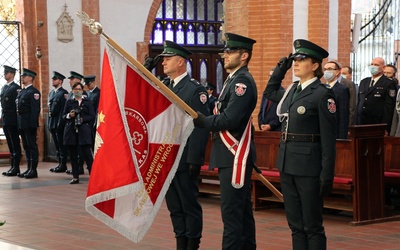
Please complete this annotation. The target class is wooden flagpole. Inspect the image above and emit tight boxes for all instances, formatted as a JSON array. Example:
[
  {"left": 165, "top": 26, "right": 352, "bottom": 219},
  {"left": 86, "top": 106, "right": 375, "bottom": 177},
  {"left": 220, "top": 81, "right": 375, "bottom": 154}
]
[
  {"left": 253, "top": 165, "right": 284, "bottom": 202},
  {"left": 76, "top": 11, "right": 198, "bottom": 118}
]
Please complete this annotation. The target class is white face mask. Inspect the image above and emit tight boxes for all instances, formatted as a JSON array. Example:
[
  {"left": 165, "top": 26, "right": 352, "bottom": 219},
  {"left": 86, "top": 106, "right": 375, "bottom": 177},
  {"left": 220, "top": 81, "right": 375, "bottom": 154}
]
[
  {"left": 369, "top": 65, "right": 379, "bottom": 76},
  {"left": 324, "top": 71, "right": 335, "bottom": 82},
  {"left": 341, "top": 75, "right": 347, "bottom": 79}
]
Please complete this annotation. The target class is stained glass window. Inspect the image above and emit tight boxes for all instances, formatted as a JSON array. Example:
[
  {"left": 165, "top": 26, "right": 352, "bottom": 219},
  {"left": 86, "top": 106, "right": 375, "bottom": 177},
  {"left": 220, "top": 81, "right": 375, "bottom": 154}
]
[{"left": 151, "top": 0, "right": 224, "bottom": 46}]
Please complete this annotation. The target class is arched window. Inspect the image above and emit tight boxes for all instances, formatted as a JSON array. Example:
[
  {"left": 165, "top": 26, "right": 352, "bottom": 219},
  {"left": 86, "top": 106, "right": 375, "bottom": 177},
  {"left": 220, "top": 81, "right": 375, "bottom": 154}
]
[{"left": 149, "top": 0, "right": 226, "bottom": 93}]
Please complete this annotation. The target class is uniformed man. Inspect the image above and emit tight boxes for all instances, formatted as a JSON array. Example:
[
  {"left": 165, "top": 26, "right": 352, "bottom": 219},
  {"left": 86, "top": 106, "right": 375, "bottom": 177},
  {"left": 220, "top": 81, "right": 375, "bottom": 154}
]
[
  {"left": 356, "top": 57, "right": 397, "bottom": 134},
  {"left": 48, "top": 71, "right": 69, "bottom": 173},
  {"left": 264, "top": 39, "right": 336, "bottom": 249},
  {"left": 205, "top": 83, "right": 217, "bottom": 114},
  {"left": 17, "top": 68, "right": 41, "bottom": 179},
  {"left": 194, "top": 33, "right": 257, "bottom": 250},
  {"left": 84, "top": 75, "right": 100, "bottom": 149},
  {"left": 160, "top": 40, "right": 209, "bottom": 250},
  {"left": 1, "top": 65, "right": 22, "bottom": 176}
]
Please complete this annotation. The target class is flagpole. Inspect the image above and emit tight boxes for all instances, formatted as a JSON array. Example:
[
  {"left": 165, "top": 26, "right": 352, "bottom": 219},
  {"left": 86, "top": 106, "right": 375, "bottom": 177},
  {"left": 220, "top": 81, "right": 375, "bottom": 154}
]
[{"left": 76, "top": 11, "right": 198, "bottom": 118}]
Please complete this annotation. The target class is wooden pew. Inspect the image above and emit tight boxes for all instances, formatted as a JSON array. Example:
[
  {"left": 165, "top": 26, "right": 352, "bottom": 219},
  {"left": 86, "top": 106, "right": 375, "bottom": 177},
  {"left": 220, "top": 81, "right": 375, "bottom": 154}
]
[
  {"left": 384, "top": 136, "right": 400, "bottom": 183},
  {"left": 198, "top": 124, "right": 400, "bottom": 225}
]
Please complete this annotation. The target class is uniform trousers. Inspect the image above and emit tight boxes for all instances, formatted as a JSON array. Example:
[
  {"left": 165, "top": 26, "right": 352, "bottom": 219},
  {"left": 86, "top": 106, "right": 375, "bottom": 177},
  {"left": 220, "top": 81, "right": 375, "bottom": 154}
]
[
  {"left": 218, "top": 164, "right": 256, "bottom": 250},
  {"left": 50, "top": 127, "right": 68, "bottom": 160},
  {"left": 67, "top": 134, "right": 93, "bottom": 179},
  {"left": 3, "top": 125, "right": 21, "bottom": 162},
  {"left": 280, "top": 172, "right": 326, "bottom": 250},
  {"left": 19, "top": 128, "right": 38, "bottom": 163},
  {"left": 165, "top": 165, "right": 203, "bottom": 239}
]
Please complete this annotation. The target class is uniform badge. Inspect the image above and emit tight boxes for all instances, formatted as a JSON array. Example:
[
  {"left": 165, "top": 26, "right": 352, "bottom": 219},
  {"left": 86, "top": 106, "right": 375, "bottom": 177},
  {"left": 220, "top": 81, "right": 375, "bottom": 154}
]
[
  {"left": 64, "top": 93, "right": 68, "bottom": 99},
  {"left": 34, "top": 93, "right": 40, "bottom": 100},
  {"left": 327, "top": 98, "right": 336, "bottom": 113},
  {"left": 235, "top": 83, "right": 247, "bottom": 96},
  {"left": 390, "top": 90, "right": 396, "bottom": 97},
  {"left": 297, "top": 106, "right": 306, "bottom": 115},
  {"left": 17, "top": 89, "right": 21, "bottom": 93},
  {"left": 199, "top": 93, "right": 207, "bottom": 104}
]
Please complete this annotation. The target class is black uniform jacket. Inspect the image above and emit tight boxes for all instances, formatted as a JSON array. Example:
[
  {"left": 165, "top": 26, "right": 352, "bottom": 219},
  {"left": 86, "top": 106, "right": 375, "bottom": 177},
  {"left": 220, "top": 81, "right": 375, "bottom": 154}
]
[
  {"left": 265, "top": 78, "right": 336, "bottom": 180},
  {"left": 356, "top": 75, "right": 396, "bottom": 132},
  {"left": 202, "top": 66, "right": 257, "bottom": 169},
  {"left": 47, "top": 87, "right": 68, "bottom": 130},
  {"left": 1, "top": 81, "right": 20, "bottom": 126},
  {"left": 62, "top": 98, "right": 95, "bottom": 145},
  {"left": 168, "top": 74, "right": 210, "bottom": 169},
  {"left": 88, "top": 87, "right": 101, "bottom": 114},
  {"left": 16, "top": 85, "right": 41, "bottom": 130}
]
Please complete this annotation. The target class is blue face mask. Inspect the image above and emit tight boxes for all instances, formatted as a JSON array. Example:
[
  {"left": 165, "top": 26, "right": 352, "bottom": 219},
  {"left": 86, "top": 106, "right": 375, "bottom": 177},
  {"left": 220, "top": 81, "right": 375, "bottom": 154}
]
[
  {"left": 323, "top": 71, "right": 335, "bottom": 82},
  {"left": 369, "top": 65, "right": 379, "bottom": 76},
  {"left": 341, "top": 75, "right": 347, "bottom": 79}
]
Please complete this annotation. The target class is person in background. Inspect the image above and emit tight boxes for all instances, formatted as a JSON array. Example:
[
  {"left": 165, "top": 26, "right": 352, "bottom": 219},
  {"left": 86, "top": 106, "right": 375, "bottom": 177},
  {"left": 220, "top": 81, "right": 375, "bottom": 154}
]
[
  {"left": 194, "top": 33, "right": 257, "bottom": 250},
  {"left": 1, "top": 65, "right": 21, "bottom": 176},
  {"left": 48, "top": 71, "right": 69, "bottom": 173},
  {"left": 66, "top": 71, "right": 86, "bottom": 175},
  {"left": 84, "top": 75, "right": 100, "bottom": 149},
  {"left": 264, "top": 39, "right": 336, "bottom": 249},
  {"left": 341, "top": 66, "right": 353, "bottom": 81},
  {"left": 384, "top": 64, "right": 399, "bottom": 87},
  {"left": 258, "top": 67, "right": 282, "bottom": 131},
  {"left": 206, "top": 83, "right": 217, "bottom": 114},
  {"left": 62, "top": 82, "right": 95, "bottom": 184},
  {"left": 323, "top": 60, "right": 350, "bottom": 139},
  {"left": 17, "top": 68, "right": 41, "bottom": 179},
  {"left": 356, "top": 57, "right": 396, "bottom": 134},
  {"left": 160, "top": 40, "right": 209, "bottom": 250}
]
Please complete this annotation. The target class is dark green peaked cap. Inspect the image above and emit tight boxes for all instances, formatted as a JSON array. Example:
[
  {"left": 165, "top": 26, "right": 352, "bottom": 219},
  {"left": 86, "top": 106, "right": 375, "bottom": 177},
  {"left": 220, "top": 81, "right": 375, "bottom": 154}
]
[
  {"left": 84, "top": 75, "right": 96, "bottom": 84},
  {"left": 3, "top": 65, "right": 17, "bottom": 74},
  {"left": 224, "top": 33, "right": 256, "bottom": 51},
  {"left": 160, "top": 40, "right": 193, "bottom": 59},
  {"left": 52, "top": 71, "right": 66, "bottom": 80},
  {"left": 292, "top": 39, "right": 329, "bottom": 62},
  {"left": 21, "top": 68, "right": 37, "bottom": 77},
  {"left": 68, "top": 71, "right": 84, "bottom": 80}
]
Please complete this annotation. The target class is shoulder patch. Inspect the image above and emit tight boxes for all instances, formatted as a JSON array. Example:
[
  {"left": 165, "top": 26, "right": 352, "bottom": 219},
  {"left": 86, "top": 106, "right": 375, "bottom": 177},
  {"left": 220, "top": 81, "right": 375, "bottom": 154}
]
[
  {"left": 190, "top": 78, "right": 201, "bottom": 85},
  {"left": 327, "top": 98, "right": 336, "bottom": 113},
  {"left": 235, "top": 83, "right": 247, "bottom": 96},
  {"left": 390, "top": 89, "right": 396, "bottom": 98},
  {"left": 34, "top": 93, "right": 40, "bottom": 100},
  {"left": 199, "top": 92, "right": 207, "bottom": 104}
]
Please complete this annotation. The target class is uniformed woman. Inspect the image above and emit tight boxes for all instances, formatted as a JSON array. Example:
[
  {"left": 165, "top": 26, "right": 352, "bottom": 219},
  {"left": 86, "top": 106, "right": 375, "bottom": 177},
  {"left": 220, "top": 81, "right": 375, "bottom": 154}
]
[
  {"left": 264, "top": 39, "right": 337, "bottom": 250},
  {"left": 62, "top": 82, "right": 95, "bottom": 184}
]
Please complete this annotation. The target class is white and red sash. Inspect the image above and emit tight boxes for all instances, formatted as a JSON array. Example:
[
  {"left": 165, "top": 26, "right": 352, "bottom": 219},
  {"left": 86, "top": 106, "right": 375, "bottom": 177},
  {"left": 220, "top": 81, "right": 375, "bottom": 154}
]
[{"left": 219, "top": 120, "right": 252, "bottom": 188}]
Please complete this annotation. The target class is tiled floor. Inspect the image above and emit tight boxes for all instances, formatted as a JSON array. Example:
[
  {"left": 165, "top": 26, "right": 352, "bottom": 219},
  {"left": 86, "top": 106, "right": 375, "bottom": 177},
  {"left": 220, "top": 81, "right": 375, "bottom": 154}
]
[{"left": 0, "top": 162, "right": 400, "bottom": 249}]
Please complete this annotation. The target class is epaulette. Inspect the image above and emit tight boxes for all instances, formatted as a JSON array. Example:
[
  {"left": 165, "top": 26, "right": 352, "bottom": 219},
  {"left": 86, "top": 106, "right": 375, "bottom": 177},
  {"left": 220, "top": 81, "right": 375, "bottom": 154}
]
[{"left": 189, "top": 78, "right": 201, "bottom": 85}]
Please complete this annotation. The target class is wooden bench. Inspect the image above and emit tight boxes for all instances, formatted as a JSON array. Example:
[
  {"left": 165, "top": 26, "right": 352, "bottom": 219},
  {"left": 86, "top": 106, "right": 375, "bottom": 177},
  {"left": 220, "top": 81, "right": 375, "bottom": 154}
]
[
  {"left": 384, "top": 136, "right": 400, "bottom": 183},
  {"left": 199, "top": 124, "right": 400, "bottom": 225}
]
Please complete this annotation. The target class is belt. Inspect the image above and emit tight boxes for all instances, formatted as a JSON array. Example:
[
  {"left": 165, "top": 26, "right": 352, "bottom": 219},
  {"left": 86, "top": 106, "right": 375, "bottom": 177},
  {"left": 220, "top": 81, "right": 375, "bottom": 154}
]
[{"left": 281, "top": 132, "right": 320, "bottom": 143}]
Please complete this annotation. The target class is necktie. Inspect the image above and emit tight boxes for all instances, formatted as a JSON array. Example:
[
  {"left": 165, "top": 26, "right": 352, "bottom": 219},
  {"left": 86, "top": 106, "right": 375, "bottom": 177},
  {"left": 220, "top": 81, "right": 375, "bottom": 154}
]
[
  {"left": 292, "top": 84, "right": 302, "bottom": 101},
  {"left": 170, "top": 80, "right": 174, "bottom": 89},
  {"left": 369, "top": 79, "right": 375, "bottom": 88}
]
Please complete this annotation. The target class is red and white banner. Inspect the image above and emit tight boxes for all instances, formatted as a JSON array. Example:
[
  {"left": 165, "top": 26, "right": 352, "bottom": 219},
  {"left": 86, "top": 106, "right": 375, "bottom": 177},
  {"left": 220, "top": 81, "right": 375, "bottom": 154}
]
[{"left": 86, "top": 44, "right": 194, "bottom": 243}]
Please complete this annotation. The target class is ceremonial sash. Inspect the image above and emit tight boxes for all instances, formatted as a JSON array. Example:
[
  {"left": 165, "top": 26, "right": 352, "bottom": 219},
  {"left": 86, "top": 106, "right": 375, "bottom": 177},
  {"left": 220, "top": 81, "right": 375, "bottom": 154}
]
[{"left": 218, "top": 120, "right": 252, "bottom": 188}]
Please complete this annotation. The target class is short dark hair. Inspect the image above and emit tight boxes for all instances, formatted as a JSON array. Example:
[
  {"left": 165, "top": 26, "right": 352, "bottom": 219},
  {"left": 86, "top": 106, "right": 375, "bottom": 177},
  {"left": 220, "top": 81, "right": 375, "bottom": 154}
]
[
  {"left": 386, "top": 64, "right": 397, "bottom": 74},
  {"left": 342, "top": 66, "right": 352, "bottom": 74},
  {"left": 72, "top": 82, "right": 84, "bottom": 90}
]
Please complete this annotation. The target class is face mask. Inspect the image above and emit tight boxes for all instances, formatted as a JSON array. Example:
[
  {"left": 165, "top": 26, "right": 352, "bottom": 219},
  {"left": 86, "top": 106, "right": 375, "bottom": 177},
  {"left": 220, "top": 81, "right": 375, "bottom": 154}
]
[
  {"left": 74, "top": 92, "right": 83, "bottom": 98},
  {"left": 369, "top": 65, "right": 379, "bottom": 76},
  {"left": 324, "top": 71, "right": 335, "bottom": 82},
  {"left": 341, "top": 75, "right": 347, "bottom": 79}
]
